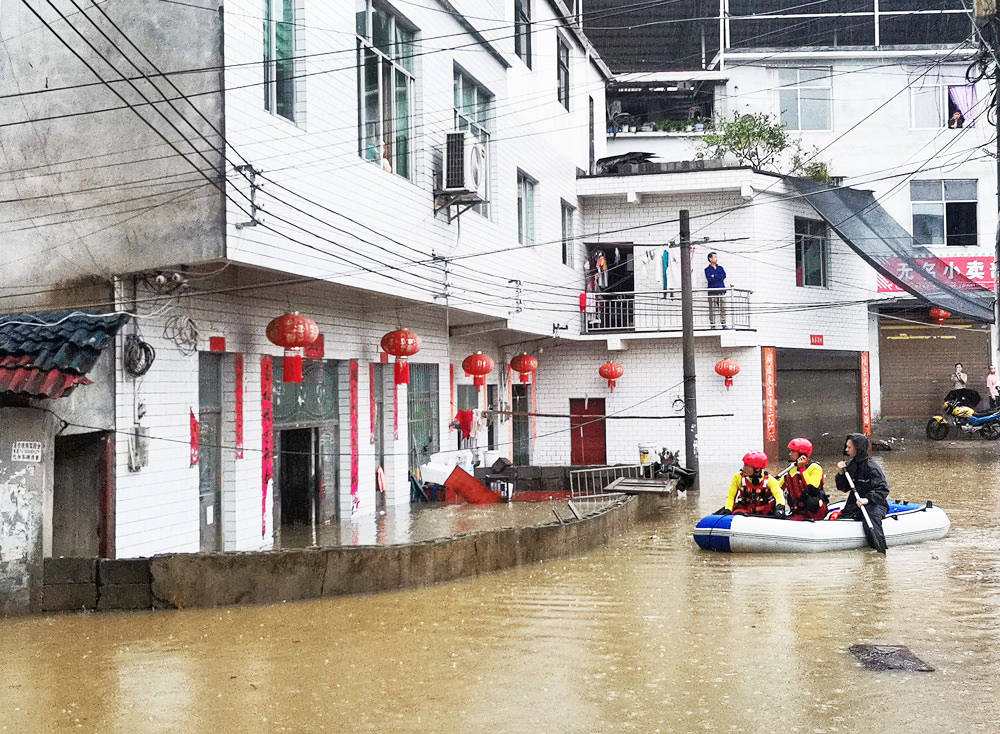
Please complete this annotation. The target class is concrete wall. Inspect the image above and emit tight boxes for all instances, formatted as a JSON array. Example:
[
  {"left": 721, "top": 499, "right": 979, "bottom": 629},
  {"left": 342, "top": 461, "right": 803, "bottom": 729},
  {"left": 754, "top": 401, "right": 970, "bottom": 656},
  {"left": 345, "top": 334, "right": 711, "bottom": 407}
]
[
  {"left": 0, "top": 409, "right": 57, "bottom": 615},
  {"left": 0, "top": 0, "right": 227, "bottom": 307},
  {"left": 38, "top": 494, "right": 659, "bottom": 613}
]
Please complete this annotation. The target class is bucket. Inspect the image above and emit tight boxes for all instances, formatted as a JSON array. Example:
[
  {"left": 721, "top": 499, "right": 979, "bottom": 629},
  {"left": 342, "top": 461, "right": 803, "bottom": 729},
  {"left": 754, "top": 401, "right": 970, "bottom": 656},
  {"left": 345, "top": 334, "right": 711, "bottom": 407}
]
[{"left": 638, "top": 443, "right": 657, "bottom": 465}]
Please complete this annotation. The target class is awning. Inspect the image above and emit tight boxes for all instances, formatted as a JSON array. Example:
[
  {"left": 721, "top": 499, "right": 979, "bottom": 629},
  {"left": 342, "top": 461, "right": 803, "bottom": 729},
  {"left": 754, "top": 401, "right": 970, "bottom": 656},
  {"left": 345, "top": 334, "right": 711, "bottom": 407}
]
[
  {"left": 788, "top": 177, "right": 996, "bottom": 323},
  {"left": 0, "top": 310, "right": 129, "bottom": 399}
]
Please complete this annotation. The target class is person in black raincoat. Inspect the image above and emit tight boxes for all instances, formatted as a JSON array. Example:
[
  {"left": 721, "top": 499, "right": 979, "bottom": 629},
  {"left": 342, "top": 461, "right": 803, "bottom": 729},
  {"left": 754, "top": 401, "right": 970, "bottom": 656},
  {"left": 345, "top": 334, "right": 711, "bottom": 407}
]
[{"left": 835, "top": 433, "right": 889, "bottom": 551}]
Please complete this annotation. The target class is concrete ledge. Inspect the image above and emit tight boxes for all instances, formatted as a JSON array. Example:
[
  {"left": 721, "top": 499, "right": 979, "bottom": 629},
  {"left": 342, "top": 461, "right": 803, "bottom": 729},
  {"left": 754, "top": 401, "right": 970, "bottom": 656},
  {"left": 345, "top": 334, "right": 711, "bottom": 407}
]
[{"left": 35, "top": 494, "right": 662, "bottom": 614}]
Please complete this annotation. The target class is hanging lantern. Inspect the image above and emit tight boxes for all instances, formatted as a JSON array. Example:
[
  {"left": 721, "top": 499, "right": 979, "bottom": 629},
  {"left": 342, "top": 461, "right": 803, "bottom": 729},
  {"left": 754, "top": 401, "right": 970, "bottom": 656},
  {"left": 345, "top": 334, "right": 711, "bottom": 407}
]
[
  {"left": 266, "top": 312, "right": 319, "bottom": 383},
  {"left": 714, "top": 357, "right": 741, "bottom": 390},
  {"left": 462, "top": 351, "right": 495, "bottom": 387},
  {"left": 380, "top": 328, "right": 421, "bottom": 385},
  {"left": 510, "top": 352, "right": 538, "bottom": 384},
  {"left": 929, "top": 307, "right": 951, "bottom": 325},
  {"left": 598, "top": 361, "right": 624, "bottom": 391}
]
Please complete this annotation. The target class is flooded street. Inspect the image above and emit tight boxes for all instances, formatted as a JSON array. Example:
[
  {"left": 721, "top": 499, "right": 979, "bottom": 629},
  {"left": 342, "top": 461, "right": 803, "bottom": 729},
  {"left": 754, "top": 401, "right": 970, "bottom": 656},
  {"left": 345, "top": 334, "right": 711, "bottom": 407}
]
[{"left": 2, "top": 444, "right": 998, "bottom": 732}]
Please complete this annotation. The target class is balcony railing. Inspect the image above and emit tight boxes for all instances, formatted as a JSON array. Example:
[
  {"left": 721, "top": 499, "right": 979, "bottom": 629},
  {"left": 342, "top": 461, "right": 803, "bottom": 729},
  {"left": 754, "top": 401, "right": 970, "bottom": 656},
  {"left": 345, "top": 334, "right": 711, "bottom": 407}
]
[{"left": 580, "top": 288, "right": 751, "bottom": 334}]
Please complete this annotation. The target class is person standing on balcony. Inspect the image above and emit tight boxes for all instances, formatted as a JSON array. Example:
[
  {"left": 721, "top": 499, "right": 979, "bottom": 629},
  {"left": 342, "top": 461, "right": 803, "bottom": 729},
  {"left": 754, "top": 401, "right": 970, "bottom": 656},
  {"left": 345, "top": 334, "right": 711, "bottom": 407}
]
[{"left": 705, "top": 252, "right": 727, "bottom": 328}]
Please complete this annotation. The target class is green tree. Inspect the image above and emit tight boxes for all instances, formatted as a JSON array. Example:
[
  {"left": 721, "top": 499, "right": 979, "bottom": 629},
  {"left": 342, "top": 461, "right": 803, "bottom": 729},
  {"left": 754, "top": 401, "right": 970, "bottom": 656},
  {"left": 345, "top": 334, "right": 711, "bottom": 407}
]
[{"left": 698, "top": 113, "right": 833, "bottom": 182}]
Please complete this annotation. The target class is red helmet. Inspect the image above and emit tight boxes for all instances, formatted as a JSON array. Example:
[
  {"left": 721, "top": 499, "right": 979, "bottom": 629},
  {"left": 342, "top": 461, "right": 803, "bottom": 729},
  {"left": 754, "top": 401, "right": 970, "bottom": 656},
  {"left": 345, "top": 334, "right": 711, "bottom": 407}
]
[
  {"left": 787, "top": 438, "right": 813, "bottom": 457},
  {"left": 742, "top": 450, "right": 768, "bottom": 470}
]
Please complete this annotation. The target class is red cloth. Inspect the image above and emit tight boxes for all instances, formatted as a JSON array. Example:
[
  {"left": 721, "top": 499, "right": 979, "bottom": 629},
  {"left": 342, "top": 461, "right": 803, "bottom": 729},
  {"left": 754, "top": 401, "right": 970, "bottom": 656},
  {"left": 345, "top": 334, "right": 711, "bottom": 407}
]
[
  {"left": 455, "top": 409, "right": 475, "bottom": 439},
  {"left": 579, "top": 292, "right": 587, "bottom": 312}
]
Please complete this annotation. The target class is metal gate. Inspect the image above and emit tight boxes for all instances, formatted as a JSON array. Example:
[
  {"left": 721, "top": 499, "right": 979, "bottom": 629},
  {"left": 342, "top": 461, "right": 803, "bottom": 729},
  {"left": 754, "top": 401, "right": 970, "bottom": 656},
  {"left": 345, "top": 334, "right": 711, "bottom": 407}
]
[{"left": 408, "top": 363, "right": 440, "bottom": 470}]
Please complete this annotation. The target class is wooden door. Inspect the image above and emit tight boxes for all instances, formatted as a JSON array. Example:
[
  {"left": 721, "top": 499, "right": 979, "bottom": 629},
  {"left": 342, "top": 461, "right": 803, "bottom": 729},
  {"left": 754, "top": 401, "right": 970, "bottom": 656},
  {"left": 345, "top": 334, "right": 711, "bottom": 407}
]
[{"left": 570, "top": 398, "right": 606, "bottom": 466}]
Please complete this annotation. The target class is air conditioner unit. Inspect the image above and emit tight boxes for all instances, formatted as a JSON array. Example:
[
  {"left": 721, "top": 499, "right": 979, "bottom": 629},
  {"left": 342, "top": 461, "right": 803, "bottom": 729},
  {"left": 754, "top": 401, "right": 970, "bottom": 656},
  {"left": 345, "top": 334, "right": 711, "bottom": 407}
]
[{"left": 441, "top": 131, "right": 488, "bottom": 200}]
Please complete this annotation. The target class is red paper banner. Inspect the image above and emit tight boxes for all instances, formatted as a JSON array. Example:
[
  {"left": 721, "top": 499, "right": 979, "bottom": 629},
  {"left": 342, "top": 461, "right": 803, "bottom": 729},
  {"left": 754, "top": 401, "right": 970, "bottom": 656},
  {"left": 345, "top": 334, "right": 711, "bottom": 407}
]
[
  {"left": 261, "top": 356, "right": 274, "bottom": 538},
  {"left": 761, "top": 347, "right": 778, "bottom": 458},
  {"left": 350, "top": 360, "right": 360, "bottom": 512},
  {"left": 369, "top": 362, "right": 377, "bottom": 445},
  {"left": 235, "top": 354, "right": 244, "bottom": 459},
  {"left": 876, "top": 255, "right": 995, "bottom": 292},
  {"left": 190, "top": 409, "right": 200, "bottom": 466},
  {"left": 449, "top": 364, "right": 455, "bottom": 432},
  {"left": 860, "top": 351, "right": 872, "bottom": 436}
]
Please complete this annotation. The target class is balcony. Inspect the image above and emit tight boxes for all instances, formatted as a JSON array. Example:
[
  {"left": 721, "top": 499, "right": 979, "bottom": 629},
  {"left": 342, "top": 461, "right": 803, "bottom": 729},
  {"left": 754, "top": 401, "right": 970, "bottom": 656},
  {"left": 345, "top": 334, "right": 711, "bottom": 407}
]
[{"left": 581, "top": 288, "right": 752, "bottom": 335}]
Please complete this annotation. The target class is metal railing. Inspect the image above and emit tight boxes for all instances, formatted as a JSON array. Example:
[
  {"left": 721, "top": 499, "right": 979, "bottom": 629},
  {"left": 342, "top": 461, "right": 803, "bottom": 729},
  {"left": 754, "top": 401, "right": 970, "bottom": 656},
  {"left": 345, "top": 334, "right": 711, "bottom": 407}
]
[
  {"left": 581, "top": 288, "right": 751, "bottom": 334},
  {"left": 569, "top": 464, "right": 646, "bottom": 501}
]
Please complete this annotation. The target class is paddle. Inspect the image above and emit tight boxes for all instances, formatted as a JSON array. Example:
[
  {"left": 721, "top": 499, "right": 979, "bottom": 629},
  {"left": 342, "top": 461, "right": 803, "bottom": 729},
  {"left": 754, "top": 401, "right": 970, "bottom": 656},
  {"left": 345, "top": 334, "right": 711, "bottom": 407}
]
[{"left": 843, "top": 470, "right": 887, "bottom": 554}]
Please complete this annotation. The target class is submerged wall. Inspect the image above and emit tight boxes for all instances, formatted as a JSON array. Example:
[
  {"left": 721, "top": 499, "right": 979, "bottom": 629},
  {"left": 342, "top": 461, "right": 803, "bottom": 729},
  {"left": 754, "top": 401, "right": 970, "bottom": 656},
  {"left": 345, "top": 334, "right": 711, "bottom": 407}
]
[{"left": 38, "top": 495, "right": 663, "bottom": 614}]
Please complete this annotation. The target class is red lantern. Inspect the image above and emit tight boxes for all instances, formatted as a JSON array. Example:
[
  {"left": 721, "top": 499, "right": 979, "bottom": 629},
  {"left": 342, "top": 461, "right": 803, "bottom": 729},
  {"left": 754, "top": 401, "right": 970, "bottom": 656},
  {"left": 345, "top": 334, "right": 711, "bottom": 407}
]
[
  {"left": 462, "top": 351, "right": 494, "bottom": 387},
  {"left": 598, "top": 361, "right": 624, "bottom": 391},
  {"left": 266, "top": 312, "right": 319, "bottom": 383},
  {"left": 714, "top": 357, "right": 740, "bottom": 390},
  {"left": 510, "top": 353, "right": 538, "bottom": 384},
  {"left": 929, "top": 307, "right": 951, "bottom": 325},
  {"left": 380, "top": 328, "right": 421, "bottom": 385}
]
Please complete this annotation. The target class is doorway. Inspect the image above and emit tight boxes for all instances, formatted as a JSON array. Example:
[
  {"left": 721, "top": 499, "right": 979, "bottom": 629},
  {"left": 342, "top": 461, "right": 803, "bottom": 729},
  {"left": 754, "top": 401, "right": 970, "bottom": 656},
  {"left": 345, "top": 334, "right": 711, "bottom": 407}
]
[
  {"left": 570, "top": 398, "right": 606, "bottom": 465},
  {"left": 277, "top": 427, "right": 318, "bottom": 527},
  {"left": 198, "top": 352, "right": 223, "bottom": 552},
  {"left": 52, "top": 431, "right": 111, "bottom": 557},
  {"left": 512, "top": 384, "right": 530, "bottom": 465}
]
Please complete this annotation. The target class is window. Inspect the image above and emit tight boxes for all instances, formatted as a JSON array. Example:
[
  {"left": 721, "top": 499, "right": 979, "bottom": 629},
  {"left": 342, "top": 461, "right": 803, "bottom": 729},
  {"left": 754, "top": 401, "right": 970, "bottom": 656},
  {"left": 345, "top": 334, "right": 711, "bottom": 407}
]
[
  {"left": 356, "top": 0, "right": 415, "bottom": 179},
  {"left": 561, "top": 201, "right": 574, "bottom": 266},
  {"left": 557, "top": 36, "right": 570, "bottom": 109},
  {"left": 778, "top": 68, "right": 831, "bottom": 131},
  {"left": 454, "top": 69, "right": 493, "bottom": 216},
  {"left": 794, "top": 217, "right": 828, "bottom": 287},
  {"left": 407, "top": 364, "right": 439, "bottom": 470},
  {"left": 911, "top": 179, "right": 978, "bottom": 247},
  {"left": 588, "top": 96, "right": 595, "bottom": 174},
  {"left": 263, "top": 0, "right": 297, "bottom": 122},
  {"left": 515, "top": 0, "right": 531, "bottom": 68},
  {"left": 517, "top": 171, "right": 535, "bottom": 246},
  {"left": 910, "top": 84, "right": 975, "bottom": 129}
]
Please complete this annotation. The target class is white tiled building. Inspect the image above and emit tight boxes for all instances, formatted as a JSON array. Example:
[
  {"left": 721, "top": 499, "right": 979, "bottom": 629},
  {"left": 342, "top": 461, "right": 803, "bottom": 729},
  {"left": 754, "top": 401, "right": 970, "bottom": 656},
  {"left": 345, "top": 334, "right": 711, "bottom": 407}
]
[{"left": 601, "top": 18, "right": 998, "bottom": 421}]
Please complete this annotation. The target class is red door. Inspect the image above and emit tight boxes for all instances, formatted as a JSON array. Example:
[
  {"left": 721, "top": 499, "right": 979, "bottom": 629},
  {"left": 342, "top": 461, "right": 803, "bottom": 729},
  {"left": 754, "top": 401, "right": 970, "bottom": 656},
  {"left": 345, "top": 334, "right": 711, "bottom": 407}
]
[{"left": 570, "top": 398, "right": 606, "bottom": 465}]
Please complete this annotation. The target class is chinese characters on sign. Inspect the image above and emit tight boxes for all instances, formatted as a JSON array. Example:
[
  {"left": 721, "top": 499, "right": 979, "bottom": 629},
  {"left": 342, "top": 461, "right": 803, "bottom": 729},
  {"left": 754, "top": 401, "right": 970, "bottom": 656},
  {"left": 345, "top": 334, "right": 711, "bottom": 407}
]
[
  {"left": 876, "top": 256, "right": 995, "bottom": 293},
  {"left": 810, "top": 335, "right": 824, "bottom": 346},
  {"left": 860, "top": 352, "right": 871, "bottom": 436},
  {"left": 762, "top": 347, "right": 778, "bottom": 444}
]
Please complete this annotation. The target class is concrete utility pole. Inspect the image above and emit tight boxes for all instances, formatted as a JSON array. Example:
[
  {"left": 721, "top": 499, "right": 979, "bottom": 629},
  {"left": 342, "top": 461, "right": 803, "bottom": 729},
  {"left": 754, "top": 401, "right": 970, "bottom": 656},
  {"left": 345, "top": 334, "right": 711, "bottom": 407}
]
[
  {"left": 975, "top": 1, "right": 1000, "bottom": 333},
  {"left": 679, "top": 210, "right": 700, "bottom": 491}
]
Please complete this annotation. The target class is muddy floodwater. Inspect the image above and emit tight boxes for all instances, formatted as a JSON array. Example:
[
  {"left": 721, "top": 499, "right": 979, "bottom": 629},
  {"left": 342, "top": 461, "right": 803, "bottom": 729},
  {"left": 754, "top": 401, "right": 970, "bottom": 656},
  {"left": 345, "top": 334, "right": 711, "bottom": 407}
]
[{"left": 2, "top": 445, "right": 998, "bottom": 732}]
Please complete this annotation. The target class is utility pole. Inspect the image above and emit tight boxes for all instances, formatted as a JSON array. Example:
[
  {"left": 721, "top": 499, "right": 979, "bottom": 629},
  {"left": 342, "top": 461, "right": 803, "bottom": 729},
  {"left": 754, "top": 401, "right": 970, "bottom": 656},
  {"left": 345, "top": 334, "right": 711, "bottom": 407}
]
[{"left": 679, "top": 210, "right": 699, "bottom": 491}]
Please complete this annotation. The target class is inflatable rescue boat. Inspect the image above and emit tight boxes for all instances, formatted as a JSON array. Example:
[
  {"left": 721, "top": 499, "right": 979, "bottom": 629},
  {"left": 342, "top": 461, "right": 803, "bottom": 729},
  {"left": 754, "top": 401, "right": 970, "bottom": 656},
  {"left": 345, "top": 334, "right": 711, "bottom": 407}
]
[{"left": 694, "top": 500, "right": 950, "bottom": 553}]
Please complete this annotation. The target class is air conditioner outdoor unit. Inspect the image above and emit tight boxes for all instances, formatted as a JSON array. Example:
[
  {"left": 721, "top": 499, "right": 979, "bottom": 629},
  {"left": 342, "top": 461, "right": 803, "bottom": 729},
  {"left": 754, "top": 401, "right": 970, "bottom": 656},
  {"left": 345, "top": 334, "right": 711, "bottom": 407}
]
[{"left": 441, "top": 130, "right": 488, "bottom": 200}]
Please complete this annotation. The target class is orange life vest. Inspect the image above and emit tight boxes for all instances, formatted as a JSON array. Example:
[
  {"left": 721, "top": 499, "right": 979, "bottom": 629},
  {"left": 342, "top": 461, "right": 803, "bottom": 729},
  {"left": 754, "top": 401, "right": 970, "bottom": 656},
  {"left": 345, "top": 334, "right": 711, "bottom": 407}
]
[
  {"left": 734, "top": 473, "right": 775, "bottom": 515},
  {"left": 785, "top": 464, "right": 828, "bottom": 520}
]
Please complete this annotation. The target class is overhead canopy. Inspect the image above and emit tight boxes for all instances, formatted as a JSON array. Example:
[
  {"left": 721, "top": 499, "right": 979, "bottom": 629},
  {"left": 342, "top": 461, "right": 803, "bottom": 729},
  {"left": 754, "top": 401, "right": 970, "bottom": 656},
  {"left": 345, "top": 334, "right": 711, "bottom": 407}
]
[{"left": 788, "top": 177, "right": 996, "bottom": 323}]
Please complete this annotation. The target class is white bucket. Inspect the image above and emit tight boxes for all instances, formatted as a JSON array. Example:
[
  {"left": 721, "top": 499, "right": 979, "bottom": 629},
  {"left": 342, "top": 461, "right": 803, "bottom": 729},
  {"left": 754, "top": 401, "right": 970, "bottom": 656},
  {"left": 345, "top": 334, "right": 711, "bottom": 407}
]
[{"left": 638, "top": 443, "right": 657, "bottom": 465}]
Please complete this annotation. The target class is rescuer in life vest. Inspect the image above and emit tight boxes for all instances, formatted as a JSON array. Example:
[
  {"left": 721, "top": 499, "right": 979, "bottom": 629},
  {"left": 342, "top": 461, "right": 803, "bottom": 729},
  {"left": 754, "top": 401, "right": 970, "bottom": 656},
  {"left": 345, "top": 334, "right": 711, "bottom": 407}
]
[
  {"left": 779, "top": 438, "right": 829, "bottom": 521},
  {"left": 720, "top": 451, "right": 785, "bottom": 516}
]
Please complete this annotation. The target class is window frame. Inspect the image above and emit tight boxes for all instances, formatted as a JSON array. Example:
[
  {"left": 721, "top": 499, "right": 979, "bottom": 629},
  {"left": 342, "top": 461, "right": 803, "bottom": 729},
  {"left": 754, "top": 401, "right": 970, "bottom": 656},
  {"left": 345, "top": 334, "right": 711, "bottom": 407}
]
[
  {"left": 556, "top": 35, "right": 570, "bottom": 110},
  {"left": 263, "top": 0, "right": 298, "bottom": 123},
  {"left": 909, "top": 83, "right": 975, "bottom": 130},
  {"left": 777, "top": 67, "right": 832, "bottom": 132},
  {"left": 453, "top": 67, "right": 494, "bottom": 216},
  {"left": 794, "top": 216, "right": 829, "bottom": 288},
  {"left": 517, "top": 170, "right": 536, "bottom": 246},
  {"left": 910, "top": 179, "right": 978, "bottom": 247},
  {"left": 561, "top": 200, "right": 575, "bottom": 266},
  {"left": 514, "top": 0, "right": 532, "bottom": 68},
  {"left": 356, "top": 0, "right": 416, "bottom": 180}
]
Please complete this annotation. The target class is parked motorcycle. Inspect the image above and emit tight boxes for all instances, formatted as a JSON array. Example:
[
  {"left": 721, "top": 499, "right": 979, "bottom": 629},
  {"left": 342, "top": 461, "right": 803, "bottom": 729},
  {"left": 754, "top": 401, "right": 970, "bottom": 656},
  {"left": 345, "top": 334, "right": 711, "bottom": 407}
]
[
  {"left": 926, "top": 389, "right": 1000, "bottom": 440},
  {"left": 650, "top": 447, "right": 697, "bottom": 490}
]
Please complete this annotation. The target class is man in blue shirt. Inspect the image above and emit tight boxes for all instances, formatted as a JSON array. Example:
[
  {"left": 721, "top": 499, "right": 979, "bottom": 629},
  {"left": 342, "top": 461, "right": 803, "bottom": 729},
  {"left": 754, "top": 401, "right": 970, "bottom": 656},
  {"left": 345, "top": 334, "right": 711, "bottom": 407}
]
[{"left": 705, "top": 252, "right": 727, "bottom": 328}]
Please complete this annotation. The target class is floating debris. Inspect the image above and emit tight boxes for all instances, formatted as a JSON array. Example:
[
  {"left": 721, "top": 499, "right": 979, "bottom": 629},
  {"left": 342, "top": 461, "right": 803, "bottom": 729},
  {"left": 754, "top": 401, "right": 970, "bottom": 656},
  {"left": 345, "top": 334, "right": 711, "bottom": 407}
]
[{"left": 849, "top": 645, "right": 934, "bottom": 672}]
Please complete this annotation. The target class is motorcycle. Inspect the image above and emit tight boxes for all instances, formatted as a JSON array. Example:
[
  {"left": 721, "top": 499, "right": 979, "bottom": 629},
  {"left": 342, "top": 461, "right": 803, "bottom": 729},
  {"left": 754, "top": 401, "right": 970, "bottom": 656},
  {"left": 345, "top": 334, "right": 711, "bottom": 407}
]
[
  {"left": 650, "top": 447, "right": 697, "bottom": 490},
  {"left": 926, "top": 389, "right": 1000, "bottom": 440}
]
